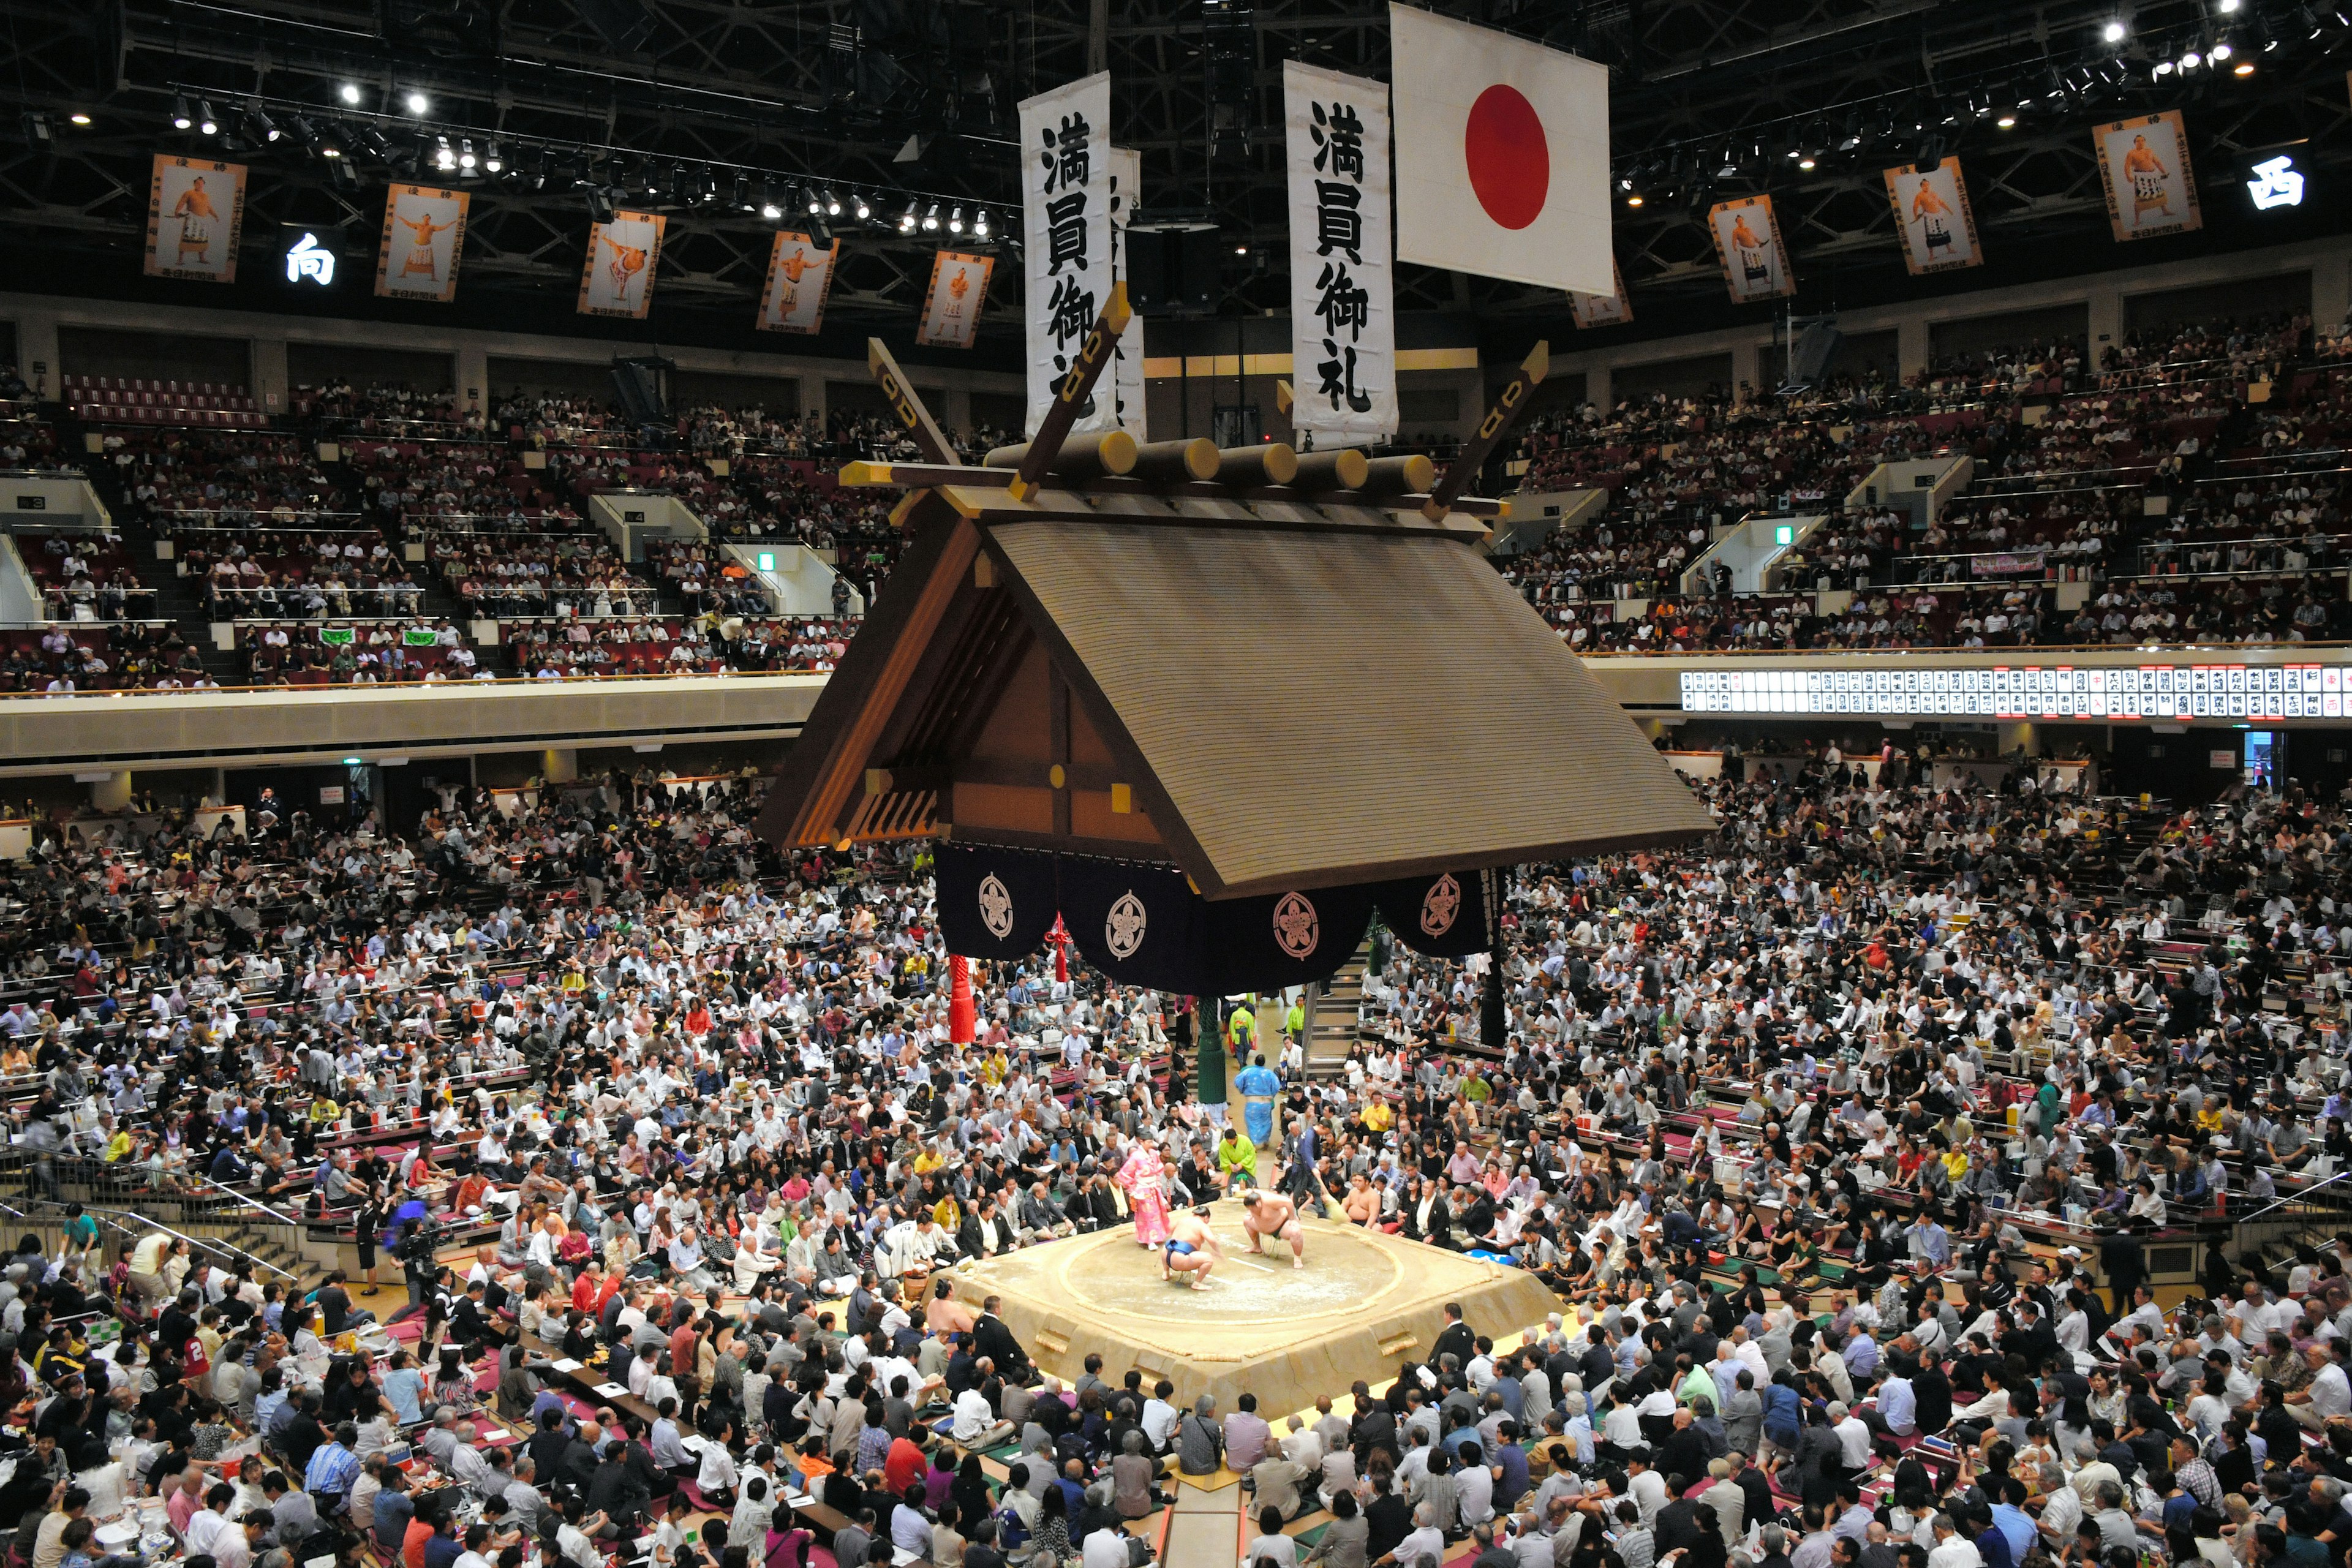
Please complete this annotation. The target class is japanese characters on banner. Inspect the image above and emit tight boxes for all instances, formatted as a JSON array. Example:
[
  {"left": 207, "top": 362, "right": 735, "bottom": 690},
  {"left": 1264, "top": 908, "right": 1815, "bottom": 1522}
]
[
  {"left": 916, "top": 252, "right": 994, "bottom": 349},
  {"left": 577, "top": 211, "right": 666, "bottom": 318},
  {"left": 144, "top": 155, "right": 247, "bottom": 283},
  {"left": 1019, "top": 73, "right": 1114, "bottom": 436},
  {"left": 1706, "top": 195, "right": 1795, "bottom": 303},
  {"left": 375, "top": 186, "right": 470, "bottom": 302},
  {"left": 2094, "top": 111, "right": 2201, "bottom": 241},
  {"left": 1569, "top": 260, "right": 1634, "bottom": 329},
  {"left": 1283, "top": 60, "right": 1398, "bottom": 446},
  {"left": 1105, "top": 146, "right": 1147, "bottom": 439},
  {"left": 755, "top": 232, "right": 839, "bottom": 334},
  {"left": 1883, "top": 157, "right": 1983, "bottom": 276}
]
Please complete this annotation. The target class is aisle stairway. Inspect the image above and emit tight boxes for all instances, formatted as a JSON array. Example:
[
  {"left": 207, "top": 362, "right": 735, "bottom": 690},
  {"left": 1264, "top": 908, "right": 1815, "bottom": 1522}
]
[{"left": 1302, "top": 940, "right": 1372, "bottom": 1079}]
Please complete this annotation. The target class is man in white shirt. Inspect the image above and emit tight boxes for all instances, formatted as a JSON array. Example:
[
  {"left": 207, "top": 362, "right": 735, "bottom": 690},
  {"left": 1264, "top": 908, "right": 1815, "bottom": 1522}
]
[{"left": 2294, "top": 1341, "right": 2352, "bottom": 1428}]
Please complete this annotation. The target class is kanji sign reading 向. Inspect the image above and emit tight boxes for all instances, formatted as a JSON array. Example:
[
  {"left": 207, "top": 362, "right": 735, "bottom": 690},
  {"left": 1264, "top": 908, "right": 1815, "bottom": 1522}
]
[
  {"left": 1020, "top": 73, "right": 1116, "bottom": 437},
  {"left": 1284, "top": 61, "right": 1396, "bottom": 446}
]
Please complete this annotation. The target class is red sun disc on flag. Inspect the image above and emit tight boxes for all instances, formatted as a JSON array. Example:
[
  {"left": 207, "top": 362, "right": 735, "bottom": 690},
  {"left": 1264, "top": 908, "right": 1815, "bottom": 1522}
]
[{"left": 1463, "top": 84, "right": 1550, "bottom": 230}]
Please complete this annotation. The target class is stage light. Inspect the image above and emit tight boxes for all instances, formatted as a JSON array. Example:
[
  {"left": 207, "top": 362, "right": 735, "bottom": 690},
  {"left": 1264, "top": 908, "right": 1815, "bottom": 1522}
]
[
  {"left": 732, "top": 172, "right": 749, "bottom": 209},
  {"left": 405, "top": 91, "right": 429, "bottom": 115},
  {"left": 198, "top": 100, "right": 219, "bottom": 135},
  {"left": 171, "top": 94, "right": 192, "bottom": 130},
  {"left": 459, "top": 138, "right": 477, "bottom": 170},
  {"left": 758, "top": 179, "right": 780, "bottom": 219},
  {"left": 974, "top": 208, "right": 989, "bottom": 236},
  {"left": 2218, "top": 0, "right": 2241, "bottom": 10},
  {"left": 339, "top": 83, "right": 362, "bottom": 105},
  {"left": 484, "top": 141, "right": 503, "bottom": 173},
  {"left": 435, "top": 135, "right": 456, "bottom": 171},
  {"left": 1626, "top": 193, "right": 1644, "bottom": 207},
  {"left": 2236, "top": 58, "right": 2256, "bottom": 71},
  {"left": 243, "top": 104, "right": 279, "bottom": 142},
  {"left": 2212, "top": 40, "right": 2234, "bottom": 58},
  {"left": 2180, "top": 48, "right": 2203, "bottom": 69},
  {"left": 287, "top": 115, "right": 318, "bottom": 151},
  {"left": 21, "top": 114, "right": 48, "bottom": 147},
  {"left": 2153, "top": 58, "right": 2174, "bottom": 74},
  {"left": 824, "top": 189, "right": 842, "bottom": 216},
  {"left": 806, "top": 186, "right": 823, "bottom": 214},
  {"left": 948, "top": 205, "right": 963, "bottom": 233},
  {"left": 2103, "top": 18, "right": 2127, "bottom": 41},
  {"left": 68, "top": 113, "right": 90, "bottom": 126},
  {"left": 1798, "top": 154, "right": 1816, "bottom": 169},
  {"left": 668, "top": 162, "right": 685, "bottom": 197},
  {"left": 587, "top": 188, "right": 616, "bottom": 223},
  {"left": 853, "top": 194, "right": 871, "bottom": 219},
  {"left": 921, "top": 202, "right": 939, "bottom": 231}
]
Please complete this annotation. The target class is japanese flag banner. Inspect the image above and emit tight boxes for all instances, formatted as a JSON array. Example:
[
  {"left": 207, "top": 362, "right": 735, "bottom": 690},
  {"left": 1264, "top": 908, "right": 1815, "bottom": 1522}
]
[
  {"left": 1020, "top": 72, "right": 1115, "bottom": 436},
  {"left": 1284, "top": 61, "right": 1397, "bottom": 447},
  {"left": 1389, "top": 4, "right": 1613, "bottom": 298}
]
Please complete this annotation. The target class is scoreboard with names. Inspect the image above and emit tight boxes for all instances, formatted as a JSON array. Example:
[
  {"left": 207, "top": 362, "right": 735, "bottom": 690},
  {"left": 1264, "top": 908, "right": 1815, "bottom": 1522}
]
[{"left": 1677, "top": 662, "right": 2345, "bottom": 720}]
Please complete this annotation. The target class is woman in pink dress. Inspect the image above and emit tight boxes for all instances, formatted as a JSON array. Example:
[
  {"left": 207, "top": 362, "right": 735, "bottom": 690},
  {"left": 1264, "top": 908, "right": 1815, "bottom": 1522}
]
[{"left": 1115, "top": 1140, "right": 1174, "bottom": 1248}]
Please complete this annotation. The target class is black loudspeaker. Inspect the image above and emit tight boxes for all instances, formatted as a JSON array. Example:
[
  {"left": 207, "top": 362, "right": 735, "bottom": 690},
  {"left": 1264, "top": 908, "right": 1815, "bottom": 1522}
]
[
  {"left": 573, "top": 0, "right": 657, "bottom": 52},
  {"left": 611, "top": 360, "right": 667, "bottom": 425},
  {"left": 1786, "top": 321, "right": 1844, "bottom": 388},
  {"left": 1127, "top": 229, "right": 1221, "bottom": 314}
]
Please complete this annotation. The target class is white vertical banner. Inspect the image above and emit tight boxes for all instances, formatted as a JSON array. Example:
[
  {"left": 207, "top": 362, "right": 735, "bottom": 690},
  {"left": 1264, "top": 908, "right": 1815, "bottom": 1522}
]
[
  {"left": 1284, "top": 61, "right": 1397, "bottom": 447},
  {"left": 1107, "top": 146, "right": 1148, "bottom": 440},
  {"left": 1020, "top": 72, "right": 1114, "bottom": 437}
]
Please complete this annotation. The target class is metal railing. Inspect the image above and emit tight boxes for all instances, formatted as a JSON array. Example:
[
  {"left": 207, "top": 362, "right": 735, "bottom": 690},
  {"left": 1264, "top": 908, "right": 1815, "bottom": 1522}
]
[{"left": 0, "top": 1148, "right": 318, "bottom": 1280}]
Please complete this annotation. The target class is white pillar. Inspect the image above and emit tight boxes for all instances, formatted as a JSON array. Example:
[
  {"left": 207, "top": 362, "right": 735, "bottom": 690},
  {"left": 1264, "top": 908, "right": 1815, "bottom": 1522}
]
[
  {"left": 2087, "top": 288, "right": 2125, "bottom": 357},
  {"left": 1585, "top": 363, "right": 1611, "bottom": 413},
  {"left": 457, "top": 345, "right": 491, "bottom": 412},
  {"left": 251, "top": 337, "right": 290, "bottom": 415},
  {"left": 13, "top": 309, "right": 59, "bottom": 402},
  {"left": 88, "top": 772, "right": 130, "bottom": 811},
  {"left": 2315, "top": 251, "right": 2351, "bottom": 334},
  {"left": 542, "top": 748, "right": 578, "bottom": 784},
  {"left": 1898, "top": 317, "right": 1930, "bottom": 382},
  {"left": 802, "top": 375, "right": 827, "bottom": 425},
  {"left": 1730, "top": 341, "right": 1762, "bottom": 402}
]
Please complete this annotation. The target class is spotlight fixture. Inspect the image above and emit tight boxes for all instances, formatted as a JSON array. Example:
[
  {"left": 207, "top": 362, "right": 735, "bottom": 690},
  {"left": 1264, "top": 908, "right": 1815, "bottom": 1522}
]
[
  {"left": 243, "top": 104, "right": 279, "bottom": 142},
  {"left": 535, "top": 148, "right": 556, "bottom": 189},
  {"left": 806, "top": 186, "right": 823, "bottom": 214},
  {"left": 973, "top": 208, "right": 990, "bottom": 236},
  {"left": 459, "top": 138, "right": 477, "bottom": 170},
  {"left": 171, "top": 94, "right": 192, "bottom": 130},
  {"left": 1996, "top": 110, "right": 2017, "bottom": 128},
  {"left": 758, "top": 180, "right": 780, "bottom": 220},
  {"left": 922, "top": 202, "right": 940, "bottom": 231},
  {"left": 484, "top": 141, "right": 502, "bottom": 173},
  {"left": 435, "top": 135, "right": 456, "bottom": 171},
  {"left": 853, "top": 193, "right": 871, "bottom": 220},
  {"left": 2218, "top": 0, "right": 2240, "bottom": 11},
  {"left": 404, "top": 91, "right": 429, "bottom": 115},
  {"left": 2152, "top": 57, "right": 2174, "bottom": 74},
  {"left": 899, "top": 198, "right": 919, "bottom": 233},
  {"left": 197, "top": 100, "right": 219, "bottom": 135},
  {"left": 2236, "top": 58, "right": 2256, "bottom": 72},
  {"left": 587, "top": 187, "right": 617, "bottom": 224},
  {"left": 20, "top": 113, "right": 49, "bottom": 147},
  {"left": 2180, "top": 48, "right": 2203, "bottom": 68},
  {"left": 948, "top": 205, "right": 964, "bottom": 233},
  {"left": 668, "top": 162, "right": 685, "bottom": 197},
  {"left": 68, "top": 112, "right": 91, "bottom": 126},
  {"left": 2212, "top": 40, "right": 2234, "bottom": 58},
  {"left": 733, "top": 172, "right": 750, "bottom": 210},
  {"left": 287, "top": 115, "right": 318, "bottom": 151},
  {"left": 824, "top": 189, "right": 842, "bottom": 216},
  {"left": 2103, "top": 18, "right": 2127, "bottom": 41},
  {"left": 1626, "top": 192, "right": 1644, "bottom": 207},
  {"left": 339, "top": 82, "right": 362, "bottom": 105},
  {"left": 1798, "top": 154, "right": 1816, "bottom": 169}
]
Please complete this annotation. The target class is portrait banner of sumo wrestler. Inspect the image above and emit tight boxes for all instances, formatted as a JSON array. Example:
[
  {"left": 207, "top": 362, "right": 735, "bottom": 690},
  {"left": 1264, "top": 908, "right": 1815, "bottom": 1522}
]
[
  {"left": 145, "top": 155, "right": 248, "bottom": 282},
  {"left": 577, "top": 211, "right": 666, "bottom": 318},
  {"left": 2094, "top": 110, "right": 2202, "bottom": 242},
  {"left": 1883, "top": 157, "right": 1983, "bottom": 275}
]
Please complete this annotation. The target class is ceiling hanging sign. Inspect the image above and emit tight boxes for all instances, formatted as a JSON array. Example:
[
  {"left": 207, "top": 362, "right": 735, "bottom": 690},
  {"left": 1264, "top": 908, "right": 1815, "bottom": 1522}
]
[
  {"left": 375, "top": 185, "right": 470, "bottom": 303},
  {"left": 1569, "top": 259, "right": 1634, "bottom": 329},
  {"left": 1389, "top": 4, "right": 1613, "bottom": 297},
  {"left": 144, "top": 154, "right": 247, "bottom": 283},
  {"left": 1706, "top": 195, "right": 1796, "bottom": 303},
  {"left": 1019, "top": 71, "right": 1114, "bottom": 435},
  {"left": 914, "top": 251, "right": 994, "bottom": 348},
  {"left": 755, "top": 231, "right": 839, "bottom": 334},
  {"left": 1057, "top": 856, "right": 1214, "bottom": 995},
  {"left": 1106, "top": 146, "right": 1148, "bottom": 439},
  {"left": 1210, "top": 882, "right": 1374, "bottom": 992},
  {"left": 2092, "top": 110, "right": 2202, "bottom": 241},
  {"left": 577, "top": 210, "right": 666, "bottom": 317},
  {"left": 1283, "top": 60, "right": 1398, "bottom": 447},
  {"left": 1883, "top": 156, "right": 1983, "bottom": 275}
]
